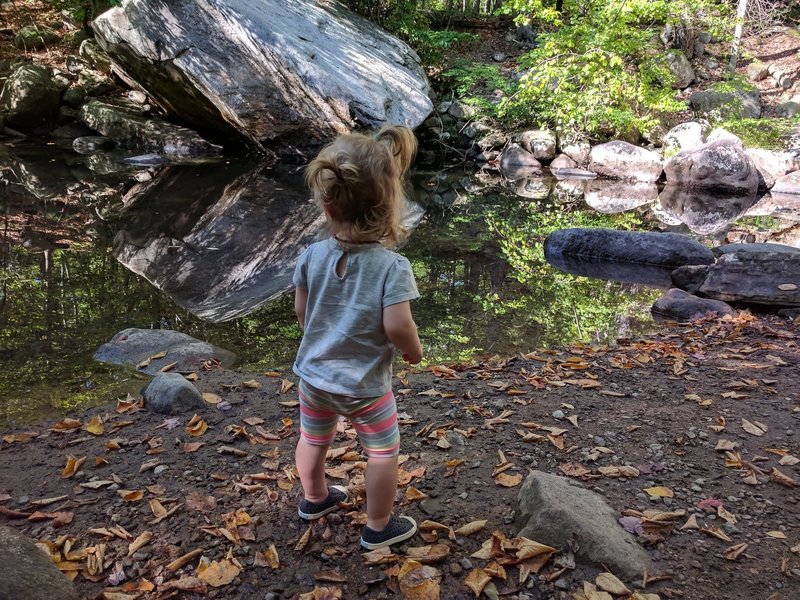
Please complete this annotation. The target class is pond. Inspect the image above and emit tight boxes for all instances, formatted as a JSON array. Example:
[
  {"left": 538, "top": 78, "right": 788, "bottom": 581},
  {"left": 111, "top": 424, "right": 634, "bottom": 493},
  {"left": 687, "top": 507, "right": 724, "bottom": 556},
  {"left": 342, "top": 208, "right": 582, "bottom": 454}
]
[{"left": 1, "top": 142, "right": 796, "bottom": 427}]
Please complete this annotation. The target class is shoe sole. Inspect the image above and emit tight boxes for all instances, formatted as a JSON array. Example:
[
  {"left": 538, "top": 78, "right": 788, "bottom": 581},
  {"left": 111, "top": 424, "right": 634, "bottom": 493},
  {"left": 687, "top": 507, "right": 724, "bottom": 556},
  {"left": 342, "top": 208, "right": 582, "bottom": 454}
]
[
  {"left": 360, "top": 516, "right": 417, "bottom": 550},
  {"left": 297, "top": 485, "right": 349, "bottom": 520}
]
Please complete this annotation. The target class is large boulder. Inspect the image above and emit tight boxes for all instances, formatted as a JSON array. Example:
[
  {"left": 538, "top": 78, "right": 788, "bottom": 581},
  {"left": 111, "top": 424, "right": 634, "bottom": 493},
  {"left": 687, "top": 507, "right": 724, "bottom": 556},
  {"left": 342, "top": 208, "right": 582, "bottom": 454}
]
[
  {"left": 588, "top": 141, "right": 663, "bottom": 182},
  {"left": 499, "top": 144, "right": 541, "bottom": 180},
  {"left": 0, "top": 526, "right": 79, "bottom": 600},
  {"left": 79, "top": 100, "right": 222, "bottom": 156},
  {"left": 94, "top": 328, "right": 236, "bottom": 374},
  {"left": 664, "top": 140, "right": 760, "bottom": 194},
  {"left": 0, "top": 65, "right": 61, "bottom": 130},
  {"left": 92, "top": 0, "right": 432, "bottom": 153},
  {"left": 652, "top": 288, "right": 733, "bottom": 321},
  {"left": 516, "top": 471, "right": 652, "bottom": 580},
  {"left": 697, "top": 252, "right": 800, "bottom": 306},
  {"left": 544, "top": 228, "right": 714, "bottom": 267},
  {"left": 689, "top": 88, "right": 761, "bottom": 120}
]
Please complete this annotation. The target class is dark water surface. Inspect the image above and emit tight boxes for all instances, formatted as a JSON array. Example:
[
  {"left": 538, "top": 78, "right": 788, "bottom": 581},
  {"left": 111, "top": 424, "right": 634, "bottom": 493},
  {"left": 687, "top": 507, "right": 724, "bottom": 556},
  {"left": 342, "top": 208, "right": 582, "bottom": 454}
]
[{"left": 2, "top": 143, "right": 796, "bottom": 426}]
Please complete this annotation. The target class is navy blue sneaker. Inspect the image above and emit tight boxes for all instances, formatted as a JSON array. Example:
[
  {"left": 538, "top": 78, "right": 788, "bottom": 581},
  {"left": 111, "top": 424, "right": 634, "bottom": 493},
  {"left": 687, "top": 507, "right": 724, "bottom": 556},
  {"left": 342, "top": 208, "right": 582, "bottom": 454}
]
[
  {"left": 360, "top": 515, "right": 417, "bottom": 549},
  {"left": 297, "top": 485, "right": 349, "bottom": 520}
]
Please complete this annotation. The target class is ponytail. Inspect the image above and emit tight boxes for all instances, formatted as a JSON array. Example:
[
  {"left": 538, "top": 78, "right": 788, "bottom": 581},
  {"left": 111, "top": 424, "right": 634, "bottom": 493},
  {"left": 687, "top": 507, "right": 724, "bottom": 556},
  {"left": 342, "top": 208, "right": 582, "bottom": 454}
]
[{"left": 375, "top": 125, "right": 418, "bottom": 178}]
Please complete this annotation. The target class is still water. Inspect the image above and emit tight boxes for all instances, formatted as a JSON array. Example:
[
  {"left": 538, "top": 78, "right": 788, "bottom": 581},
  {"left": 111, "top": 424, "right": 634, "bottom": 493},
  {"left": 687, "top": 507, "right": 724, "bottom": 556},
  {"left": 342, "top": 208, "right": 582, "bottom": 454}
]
[{"left": 1, "top": 143, "right": 795, "bottom": 426}]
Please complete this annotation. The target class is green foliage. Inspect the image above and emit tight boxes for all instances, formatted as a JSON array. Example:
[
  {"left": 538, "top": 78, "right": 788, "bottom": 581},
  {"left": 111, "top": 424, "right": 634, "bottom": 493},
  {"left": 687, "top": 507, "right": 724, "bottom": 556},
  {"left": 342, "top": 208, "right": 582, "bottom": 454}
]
[
  {"left": 44, "top": 0, "right": 120, "bottom": 24},
  {"left": 709, "top": 75, "right": 757, "bottom": 94},
  {"left": 717, "top": 117, "right": 800, "bottom": 150},
  {"left": 441, "top": 60, "right": 514, "bottom": 116},
  {"left": 496, "top": 0, "right": 732, "bottom": 138}
]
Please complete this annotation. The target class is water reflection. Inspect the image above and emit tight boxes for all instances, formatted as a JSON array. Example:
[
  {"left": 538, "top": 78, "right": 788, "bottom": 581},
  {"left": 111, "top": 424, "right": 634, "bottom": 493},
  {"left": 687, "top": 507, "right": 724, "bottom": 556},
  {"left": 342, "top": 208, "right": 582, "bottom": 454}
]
[
  {"left": 3, "top": 143, "right": 799, "bottom": 426},
  {"left": 658, "top": 185, "right": 760, "bottom": 235}
]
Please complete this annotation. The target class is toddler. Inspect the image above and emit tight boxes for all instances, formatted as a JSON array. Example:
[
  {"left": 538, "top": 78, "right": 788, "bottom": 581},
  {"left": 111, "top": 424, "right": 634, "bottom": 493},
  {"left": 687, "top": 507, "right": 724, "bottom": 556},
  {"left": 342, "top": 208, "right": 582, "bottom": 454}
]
[{"left": 292, "top": 125, "right": 424, "bottom": 549}]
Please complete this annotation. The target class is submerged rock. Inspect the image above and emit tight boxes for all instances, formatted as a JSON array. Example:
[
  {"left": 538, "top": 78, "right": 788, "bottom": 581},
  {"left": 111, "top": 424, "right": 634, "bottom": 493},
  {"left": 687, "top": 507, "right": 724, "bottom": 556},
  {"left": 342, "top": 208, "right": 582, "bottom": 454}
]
[
  {"left": 652, "top": 288, "right": 733, "bottom": 321},
  {"left": 0, "top": 65, "right": 61, "bottom": 131},
  {"left": 92, "top": 0, "right": 432, "bottom": 153},
  {"left": 79, "top": 100, "right": 221, "bottom": 156},
  {"left": 94, "top": 328, "right": 236, "bottom": 374},
  {"left": 544, "top": 228, "right": 714, "bottom": 267},
  {"left": 516, "top": 471, "right": 652, "bottom": 579}
]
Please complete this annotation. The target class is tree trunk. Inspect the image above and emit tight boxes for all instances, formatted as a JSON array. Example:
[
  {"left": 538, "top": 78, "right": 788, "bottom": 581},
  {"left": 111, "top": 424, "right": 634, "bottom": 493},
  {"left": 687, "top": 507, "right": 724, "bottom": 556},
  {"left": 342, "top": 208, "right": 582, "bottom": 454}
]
[{"left": 729, "top": 0, "right": 748, "bottom": 73}]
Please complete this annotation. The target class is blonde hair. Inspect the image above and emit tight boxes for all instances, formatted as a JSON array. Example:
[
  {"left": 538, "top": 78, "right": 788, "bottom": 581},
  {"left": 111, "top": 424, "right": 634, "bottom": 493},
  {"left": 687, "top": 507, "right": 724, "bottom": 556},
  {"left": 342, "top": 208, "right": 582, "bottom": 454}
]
[{"left": 305, "top": 125, "right": 418, "bottom": 245}]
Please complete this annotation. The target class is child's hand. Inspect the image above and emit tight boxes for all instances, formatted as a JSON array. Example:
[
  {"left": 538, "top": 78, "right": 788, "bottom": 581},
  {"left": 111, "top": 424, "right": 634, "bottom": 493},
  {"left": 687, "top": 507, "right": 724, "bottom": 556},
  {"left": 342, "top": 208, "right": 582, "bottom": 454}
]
[{"left": 402, "top": 352, "right": 422, "bottom": 365}]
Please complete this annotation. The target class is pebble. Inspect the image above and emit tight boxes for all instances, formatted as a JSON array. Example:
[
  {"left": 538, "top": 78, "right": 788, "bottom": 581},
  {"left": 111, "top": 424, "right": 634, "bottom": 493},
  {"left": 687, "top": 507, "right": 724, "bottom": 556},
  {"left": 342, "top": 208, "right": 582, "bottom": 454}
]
[
  {"left": 132, "top": 551, "right": 151, "bottom": 561},
  {"left": 459, "top": 492, "right": 468, "bottom": 500},
  {"left": 449, "top": 562, "right": 463, "bottom": 576},
  {"left": 723, "top": 523, "right": 738, "bottom": 535},
  {"left": 554, "top": 577, "right": 570, "bottom": 590},
  {"left": 460, "top": 558, "right": 473, "bottom": 570},
  {"left": 552, "top": 410, "right": 565, "bottom": 420},
  {"left": 16, "top": 496, "right": 29, "bottom": 506},
  {"left": 470, "top": 461, "right": 481, "bottom": 469},
  {"left": 153, "top": 465, "right": 168, "bottom": 475}
]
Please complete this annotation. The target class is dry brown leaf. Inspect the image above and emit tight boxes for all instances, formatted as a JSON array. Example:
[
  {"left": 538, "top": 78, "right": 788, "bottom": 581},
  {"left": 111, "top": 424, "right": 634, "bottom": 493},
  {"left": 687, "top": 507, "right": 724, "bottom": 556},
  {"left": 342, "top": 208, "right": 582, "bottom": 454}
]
[
  {"left": 714, "top": 439, "right": 737, "bottom": 451},
  {"left": 454, "top": 520, "right": 488, "bottom": 537},
  {"left": 404, "top": 487, "right": 428, "bottom": 502},
  {"left": 202, "top": 392, "right": 222, "bottom": 405},
  {"left": 127, "top": 532, "right": 153, "bottom": 557},
  {"left": 398, "top": 560, "right": 441, "bottom": 600},
  {"left": 158, "top": 361, "right": 178, "bottom": 373},
  {"left": 560, "top": 463, "right": 592, "bottom": 478},
  {"left": 598, "top": 465, "right": 640, "bottom": 478},
  {"left": 779, "top": 454, "right": 800, "bottom": 466},
  {"left": 295, "top": 525, "right": 312, "bottom": 552},
  {"left": 279, "top": 379, "right": 295, "bottom": 393},
  {"left": 186, "top": 414, "right": 208, "bottom": 437},
  {"left": 405, "top": 544, "right": 450, "bottom": 564},
  {"left": 771, "top": 468, "right": 799, "bottom": 488},
  {"left": 84, "top": 416, "right": 105, "bottom": 436},
  {"left": 241, "top": 379, "right": 262, "bottom": 389},
  {"left": 117, "top": 490, "right": 144, "bottom": 502},
  {"left": 643, "top": 486, "right": 673, "bottom": 498},
  {"left": 464, "top": 567, "right": 491, "bottom": 597},
  {"left": 262, "top": 544, "right": 279, "bottom": 569},
  {"left": 680, "top": 514, "right": 699, "bottom": 530},
  {"left": 60, "top": 455, "right": 86, "bottom": 479},
  {"left": 596, "top": 572, "right": 630, "bottom": 596},
  {"left": 362, "top": 546, "right": 399, "bottom": 565},
  {"left": 495, "top": 472, "right": 523, "bottom": 487},
  {"left": 741, "top": 418, "right": 767, "bottom": 436},
  {"left": 724, "top": 543, "right": 748, "bottom": 561},
  {"left": 197, "top": 557, "right": 240, "bottom": 587},
  {"left": 516, "top": 538, "right": 557, "bottom": 560},
  {"left": 701, "top": 527, "right": 733, "bottom": 542}
]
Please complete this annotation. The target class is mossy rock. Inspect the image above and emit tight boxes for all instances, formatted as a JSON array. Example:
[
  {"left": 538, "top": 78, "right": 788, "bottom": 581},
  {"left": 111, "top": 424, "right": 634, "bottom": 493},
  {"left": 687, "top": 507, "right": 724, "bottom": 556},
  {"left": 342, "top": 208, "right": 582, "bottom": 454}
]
[{"left": 14, "top": 25, "right": 61, "bottom": 51}]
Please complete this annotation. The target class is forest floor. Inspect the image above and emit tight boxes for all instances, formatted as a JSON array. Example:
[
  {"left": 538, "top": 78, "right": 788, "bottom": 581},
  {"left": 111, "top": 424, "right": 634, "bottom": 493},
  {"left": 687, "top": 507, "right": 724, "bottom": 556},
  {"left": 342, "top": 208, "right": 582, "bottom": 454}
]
[{"left": 1, "top": 312, "right": 799, "bottom": 600}]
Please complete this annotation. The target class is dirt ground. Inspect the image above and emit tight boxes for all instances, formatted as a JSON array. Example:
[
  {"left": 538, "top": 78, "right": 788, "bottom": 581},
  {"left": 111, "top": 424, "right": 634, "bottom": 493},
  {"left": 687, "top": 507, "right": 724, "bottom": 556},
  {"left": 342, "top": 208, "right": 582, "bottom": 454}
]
[{"left": 1, "top": 312, "right": 799, "bottom": 600}]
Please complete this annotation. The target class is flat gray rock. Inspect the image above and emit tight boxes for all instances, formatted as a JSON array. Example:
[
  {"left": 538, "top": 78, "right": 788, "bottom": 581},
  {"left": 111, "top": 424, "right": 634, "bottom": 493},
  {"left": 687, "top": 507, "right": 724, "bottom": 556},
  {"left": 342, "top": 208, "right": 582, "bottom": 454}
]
[
  {"left": 698, "top": 252, "right": 800, "bottom": 307},
  {"left": 94, "top": 328, "right": 236, "bottom": 375},
  {"left": 516, "top": 471, "right": 652, "bottom": 580},
  {"left": 0, "top": 526, "right": 79, "bottom": 600}
]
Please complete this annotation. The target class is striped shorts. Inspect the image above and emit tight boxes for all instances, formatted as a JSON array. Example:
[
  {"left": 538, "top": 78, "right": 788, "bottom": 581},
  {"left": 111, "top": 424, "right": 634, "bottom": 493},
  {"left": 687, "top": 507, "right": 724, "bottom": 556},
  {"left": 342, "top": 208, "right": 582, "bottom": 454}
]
[{"left": 298, "top": 379, "right": 400, "bottom": 458}]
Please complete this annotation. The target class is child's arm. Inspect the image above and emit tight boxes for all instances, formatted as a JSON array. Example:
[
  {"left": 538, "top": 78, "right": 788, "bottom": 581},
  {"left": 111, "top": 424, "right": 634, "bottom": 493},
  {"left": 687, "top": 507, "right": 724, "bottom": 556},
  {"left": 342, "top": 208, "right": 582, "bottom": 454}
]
[
  {"left": 295, "top": 287, "right": 308, "bottom": 330},
  {"left": 383, "top": 301, "right": 423, "bottom": 364}
]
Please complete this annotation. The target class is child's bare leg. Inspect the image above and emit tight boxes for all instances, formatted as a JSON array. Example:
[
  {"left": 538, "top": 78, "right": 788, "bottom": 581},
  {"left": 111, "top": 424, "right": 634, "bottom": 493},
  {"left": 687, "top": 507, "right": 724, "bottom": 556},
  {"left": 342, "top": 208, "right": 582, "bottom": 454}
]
[
  {"left": 365, "top": 455, "right": 398, "bottom": 531},
  {"left": 296, "top": 437, "right": 329, "bottom": 502}
]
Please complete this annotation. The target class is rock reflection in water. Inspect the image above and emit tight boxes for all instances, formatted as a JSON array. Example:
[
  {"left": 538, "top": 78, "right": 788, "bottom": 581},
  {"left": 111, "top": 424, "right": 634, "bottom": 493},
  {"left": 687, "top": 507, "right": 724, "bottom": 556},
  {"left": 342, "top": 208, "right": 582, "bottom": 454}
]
[
  {"left": 584, "top": 179, "right": 658, "bottom": 214},
  {"left": 657, "top": 185, "right": 760, "bottom": 235},
  {"left": 744, "top": 192, "right": 800, "bottom": 222},
  {"left": 113, "top": 161, "right": 324, "bottom": 322},
  {"left": 545, "top": 254, "right": 675, "bottom": 288},
  {"left": 113, "top": 161, "right": 424, "bottom": 322}
]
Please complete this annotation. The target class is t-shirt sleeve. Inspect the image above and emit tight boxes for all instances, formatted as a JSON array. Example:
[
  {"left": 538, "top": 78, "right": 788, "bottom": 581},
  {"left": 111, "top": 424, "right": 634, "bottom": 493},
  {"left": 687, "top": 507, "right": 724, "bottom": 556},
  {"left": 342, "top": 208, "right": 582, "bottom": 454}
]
[
  {"left": 293, "top": 247, "right": 310, "bottom": 289},
  {"left": 382, "top": 255, "right": 420, "bottom": 307}
]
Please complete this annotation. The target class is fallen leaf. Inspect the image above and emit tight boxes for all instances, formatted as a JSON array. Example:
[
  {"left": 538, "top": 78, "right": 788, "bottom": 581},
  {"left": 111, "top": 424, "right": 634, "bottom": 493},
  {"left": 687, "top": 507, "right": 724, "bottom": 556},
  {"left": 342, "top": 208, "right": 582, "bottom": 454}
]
[
  {"left": 295, "top": 526, "right": 312, "bottom": 552},
  {"left": 158, "top": 361, "right": 178, "bottom": 373},
  {"left": 680, "top": 514, "right": 699, "bottom": 530},
  {"left": 197, "top": 557, "right": 240, "bottom": 587},
  {"left": 128, "top": 532, "right": 153, "bottom": 556},
  {"left": 766, "top": 531, "right": 787, "bottom": 539},
  {"left": 362, "top": 546, "right": 399, "bottom": 565},
  {"left": 464, "top": 567, "right": 491, "bottom": 597},
  {"left": 202, "top": 393, "right": 222, "bottom": 405},
  {"left": 117, "top": 490, "right": 144, "bottom": 502},
  {"left": 724, "top": 542, "right": 748, "bottom": 560},
  {"left": 643, "top": 486, "right": 673, "bottom": 498},
  {"left": 560, "top": 463, "right": 592, "bottom": 478},
  {"left": 771, "top": 468, "right": 799, "bottom": 488},
  {"left": 494, "top": 472, "right": 523, "bottom": 487},
  {"left": 60, "top": 455, "right": 86, "bottom": 478},
  {"left": 596, "top": 572, "right": 630, "bottom": 596},
  {"left": 405, "top": 544, "right": 450, "bottom": 564},
  {"left": 398, "top": 560, "right": 441, "bottom": 599},
  {"left": 185, "top": 414, "right": 208, "bottom": 437},
  {"left": 262, "top": 544, "right": 279, "bottom": 569},
  {"left": 241, "top": 379, "right": 262, "bottom": 390},
  {"left": 454, "top": 520, "right": 488, "bottom": 537},
  {"left": 701, "top": 527, "right": 733, "bottom": 543},
  {"left": 51, "top": 418, "right": 82, "bottom": 432},
  {"left": 279, "top": 379, "right": 295, "bottom": 393},
  {"left": 741, "top": 418, "right": 767, "bottom": 436},
  {"left": 779, "top": 455, "right": 800, "bottom": 466}
]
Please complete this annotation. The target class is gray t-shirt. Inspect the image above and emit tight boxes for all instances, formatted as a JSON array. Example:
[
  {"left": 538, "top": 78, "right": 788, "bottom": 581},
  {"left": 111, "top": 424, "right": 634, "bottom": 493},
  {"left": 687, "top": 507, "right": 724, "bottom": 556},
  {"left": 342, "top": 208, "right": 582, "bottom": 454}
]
[{"left": 292, "top": 237, "right": 419, "bottom": 397}]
